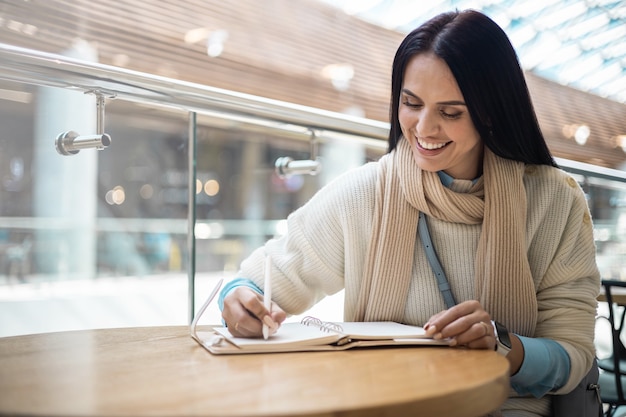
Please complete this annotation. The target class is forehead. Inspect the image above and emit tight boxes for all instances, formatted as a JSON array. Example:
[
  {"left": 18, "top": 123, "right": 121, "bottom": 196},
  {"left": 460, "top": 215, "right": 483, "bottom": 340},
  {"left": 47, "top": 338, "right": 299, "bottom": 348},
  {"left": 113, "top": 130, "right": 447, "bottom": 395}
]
[{"left": 402, "top": 53, "right": 463, "bottom": 98}]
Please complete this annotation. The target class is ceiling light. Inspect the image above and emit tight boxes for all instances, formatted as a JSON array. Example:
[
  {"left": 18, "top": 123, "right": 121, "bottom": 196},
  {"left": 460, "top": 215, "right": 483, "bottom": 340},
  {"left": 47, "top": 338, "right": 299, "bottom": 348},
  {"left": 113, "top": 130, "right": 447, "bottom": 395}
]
[
  {"left": 184, "top": 27, "right": 229, "bottom": 58},
  {"left": 615, "top": 135, "right": 626, "bottom": 153},
  {"left": 184, "top": 27, "right": 211, "bottom": 44},
  {"left": 574, "top": 125, "right": 590, "bottom": 145},
  {"left": 321, "top": 63, "right": 354, "bottom": 91},
  {"left": 562, "top": 124, "right": 590, "bottom": 145},
  {"left": 112, "top": 54, "right": 130, "bottom": 67},
  {"left": 206, "top": 30, "right": 228, "bottom": 58}
]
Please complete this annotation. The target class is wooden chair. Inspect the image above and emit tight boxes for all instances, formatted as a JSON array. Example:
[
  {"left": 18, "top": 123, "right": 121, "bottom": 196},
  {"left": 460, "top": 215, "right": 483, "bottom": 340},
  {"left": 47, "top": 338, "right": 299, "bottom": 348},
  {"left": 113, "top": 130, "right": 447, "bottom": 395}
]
[{"left": 598, "top": 279, "right": 626, "bottom": 416}]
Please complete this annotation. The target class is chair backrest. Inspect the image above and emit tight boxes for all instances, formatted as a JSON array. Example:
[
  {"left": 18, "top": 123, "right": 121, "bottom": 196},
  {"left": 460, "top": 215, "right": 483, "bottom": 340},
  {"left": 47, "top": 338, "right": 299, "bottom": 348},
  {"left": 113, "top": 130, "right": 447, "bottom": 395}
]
[{"left": 602, "top": 279, "right": 626, "bottom": 403}]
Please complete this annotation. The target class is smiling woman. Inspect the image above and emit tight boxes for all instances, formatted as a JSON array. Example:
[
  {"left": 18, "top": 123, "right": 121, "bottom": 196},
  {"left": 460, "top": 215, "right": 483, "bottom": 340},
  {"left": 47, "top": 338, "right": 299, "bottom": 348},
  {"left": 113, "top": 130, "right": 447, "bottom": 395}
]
[{"left": 219, "top": 9, "right": 600, "bottom": 417}]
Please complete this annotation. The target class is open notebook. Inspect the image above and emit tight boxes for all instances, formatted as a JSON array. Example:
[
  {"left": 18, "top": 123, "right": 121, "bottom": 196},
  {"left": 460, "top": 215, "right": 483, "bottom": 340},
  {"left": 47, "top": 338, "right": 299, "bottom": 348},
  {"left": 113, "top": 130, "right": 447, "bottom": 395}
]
[
  {"left": 195, "top": 317, "right": 451, "bottom": 354},
  {"left": 190, "top": 278, "right": 451, "bottom": 354}
]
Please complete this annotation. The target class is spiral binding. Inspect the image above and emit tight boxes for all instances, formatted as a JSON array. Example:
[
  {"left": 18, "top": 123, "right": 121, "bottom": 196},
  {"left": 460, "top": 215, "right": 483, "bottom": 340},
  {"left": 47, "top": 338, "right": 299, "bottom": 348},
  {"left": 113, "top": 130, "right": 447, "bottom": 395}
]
[{"left": 301, "top": 316, "right": 344, "bottom": 333}]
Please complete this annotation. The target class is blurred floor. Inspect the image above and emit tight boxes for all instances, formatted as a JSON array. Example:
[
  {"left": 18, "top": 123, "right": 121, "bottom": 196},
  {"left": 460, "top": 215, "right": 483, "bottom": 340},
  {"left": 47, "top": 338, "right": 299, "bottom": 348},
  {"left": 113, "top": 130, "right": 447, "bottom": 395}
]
[{"left": 0, "top": 272, "right": 345, "bottom": 337}]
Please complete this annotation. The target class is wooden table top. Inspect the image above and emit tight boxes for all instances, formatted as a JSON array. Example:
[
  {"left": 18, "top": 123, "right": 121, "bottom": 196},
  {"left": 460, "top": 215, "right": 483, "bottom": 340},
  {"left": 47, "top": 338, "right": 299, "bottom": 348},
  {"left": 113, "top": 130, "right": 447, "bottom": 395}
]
[{"left": 0, "top": 326, "right": 510, "bottom": 417}]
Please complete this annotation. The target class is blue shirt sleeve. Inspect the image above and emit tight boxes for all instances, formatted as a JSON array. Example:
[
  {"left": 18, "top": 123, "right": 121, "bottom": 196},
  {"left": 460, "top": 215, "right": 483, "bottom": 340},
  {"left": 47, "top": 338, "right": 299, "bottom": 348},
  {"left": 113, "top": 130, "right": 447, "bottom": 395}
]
[
  {"left": 510, "top": 336, "right": 571, "bottom": 397},
  {"left": 217, "top": 277, "right": 263, "bottom": 311}
]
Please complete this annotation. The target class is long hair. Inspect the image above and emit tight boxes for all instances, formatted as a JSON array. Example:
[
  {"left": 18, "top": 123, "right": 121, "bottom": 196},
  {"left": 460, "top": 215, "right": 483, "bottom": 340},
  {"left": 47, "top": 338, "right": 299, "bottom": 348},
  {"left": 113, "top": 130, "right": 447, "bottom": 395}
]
[{"left": 388, "top": 10, "right": 556, "bottom": 167}]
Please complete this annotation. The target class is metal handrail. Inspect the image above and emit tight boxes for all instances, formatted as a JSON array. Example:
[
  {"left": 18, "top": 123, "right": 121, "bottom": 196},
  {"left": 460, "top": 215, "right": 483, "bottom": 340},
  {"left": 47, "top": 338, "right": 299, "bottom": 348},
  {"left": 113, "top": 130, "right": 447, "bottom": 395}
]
[
  {"left": 0, "top": 43, "right": 389, "bottom": 140},
  {"left": 0, "top": 42, "right": 624, "bottom": 181},
  {"left": 555, "top": 158, "right": 626, "bottom": 183}
]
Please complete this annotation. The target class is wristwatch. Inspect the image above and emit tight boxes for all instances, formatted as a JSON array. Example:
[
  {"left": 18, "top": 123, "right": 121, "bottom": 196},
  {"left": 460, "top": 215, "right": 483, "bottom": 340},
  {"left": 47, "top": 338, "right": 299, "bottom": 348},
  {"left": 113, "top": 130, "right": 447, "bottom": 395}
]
[{"left": 491, "top": 320, "right": 512, "bottom": 356}]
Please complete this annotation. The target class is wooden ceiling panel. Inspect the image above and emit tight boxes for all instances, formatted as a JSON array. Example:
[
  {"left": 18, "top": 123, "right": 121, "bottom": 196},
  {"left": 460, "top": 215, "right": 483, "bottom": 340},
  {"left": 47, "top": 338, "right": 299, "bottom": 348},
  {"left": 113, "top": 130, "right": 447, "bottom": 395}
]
[{"left": 0, "top": 0, "right": 624, "bottom": 168}]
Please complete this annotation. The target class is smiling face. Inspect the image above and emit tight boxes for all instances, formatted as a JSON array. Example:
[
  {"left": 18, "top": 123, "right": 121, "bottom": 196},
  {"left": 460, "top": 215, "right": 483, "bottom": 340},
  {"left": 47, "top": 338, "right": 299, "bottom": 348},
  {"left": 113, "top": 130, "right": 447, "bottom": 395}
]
[{"left": 398, "top": 53, "right": 484, "bottom": 180}]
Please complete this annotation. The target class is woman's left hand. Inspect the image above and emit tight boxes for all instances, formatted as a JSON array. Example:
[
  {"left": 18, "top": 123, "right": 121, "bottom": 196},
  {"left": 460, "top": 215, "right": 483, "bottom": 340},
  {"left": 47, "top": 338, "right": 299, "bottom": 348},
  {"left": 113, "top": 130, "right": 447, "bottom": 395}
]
[{"left": 424, "top": 300, "right": 496, "bottom": 350}]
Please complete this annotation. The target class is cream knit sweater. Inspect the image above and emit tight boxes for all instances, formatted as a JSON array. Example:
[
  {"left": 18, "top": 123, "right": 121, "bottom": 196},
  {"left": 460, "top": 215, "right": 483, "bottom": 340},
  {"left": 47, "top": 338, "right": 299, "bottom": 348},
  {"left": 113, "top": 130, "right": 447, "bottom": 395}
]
[{"left": 239, "top": 160, "right": 600, "bottom": 416}]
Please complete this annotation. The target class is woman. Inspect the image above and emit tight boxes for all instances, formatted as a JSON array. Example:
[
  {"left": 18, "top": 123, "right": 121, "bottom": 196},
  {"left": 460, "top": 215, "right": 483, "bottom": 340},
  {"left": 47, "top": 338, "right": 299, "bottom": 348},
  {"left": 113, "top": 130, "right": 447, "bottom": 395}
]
[{"left": 219, "top": 10, "right": 600, "bottom": 416}]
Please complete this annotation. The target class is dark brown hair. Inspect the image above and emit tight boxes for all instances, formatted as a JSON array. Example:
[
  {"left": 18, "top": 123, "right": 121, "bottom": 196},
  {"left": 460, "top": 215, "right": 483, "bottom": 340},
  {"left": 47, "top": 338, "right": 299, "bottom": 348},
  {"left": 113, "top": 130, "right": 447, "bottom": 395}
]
[{"left": 388, "top": 10, "right": 556, "bottom": 166}]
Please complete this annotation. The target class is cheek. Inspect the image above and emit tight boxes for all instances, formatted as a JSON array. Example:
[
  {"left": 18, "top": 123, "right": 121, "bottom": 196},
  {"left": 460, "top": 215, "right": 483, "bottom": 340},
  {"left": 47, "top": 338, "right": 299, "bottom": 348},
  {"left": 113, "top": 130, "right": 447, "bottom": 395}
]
[
  {"left": 398, "top": 108, "right": 414, "bottom": 130},
  {"left": 447, "top": 124, "right": 480, "bottom": 145}
]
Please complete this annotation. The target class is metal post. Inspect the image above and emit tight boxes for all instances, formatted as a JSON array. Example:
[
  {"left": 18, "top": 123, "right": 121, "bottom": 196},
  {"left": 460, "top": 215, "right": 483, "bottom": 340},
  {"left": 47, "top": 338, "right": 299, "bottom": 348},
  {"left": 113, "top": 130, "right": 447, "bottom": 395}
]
[{"left": 187, "top": 111, "right": 197, "bottom": 323}]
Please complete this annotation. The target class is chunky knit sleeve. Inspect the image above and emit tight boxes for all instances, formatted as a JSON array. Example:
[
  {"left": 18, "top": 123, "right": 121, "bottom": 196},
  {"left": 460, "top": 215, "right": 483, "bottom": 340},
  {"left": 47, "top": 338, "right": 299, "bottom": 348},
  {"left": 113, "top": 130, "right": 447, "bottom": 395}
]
[
  {"left": 525, "top": 166, "right": 601, "bottom": 394},
  {"left": 238, "top": 162, "right": 378, "bottom": 315}
]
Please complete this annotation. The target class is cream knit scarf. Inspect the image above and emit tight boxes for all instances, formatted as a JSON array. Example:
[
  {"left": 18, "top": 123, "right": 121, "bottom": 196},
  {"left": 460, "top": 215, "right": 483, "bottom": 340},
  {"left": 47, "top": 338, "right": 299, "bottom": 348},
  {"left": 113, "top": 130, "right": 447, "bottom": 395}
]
[{"left": 354, "top": 137, "right": 537, "bottom": 336}]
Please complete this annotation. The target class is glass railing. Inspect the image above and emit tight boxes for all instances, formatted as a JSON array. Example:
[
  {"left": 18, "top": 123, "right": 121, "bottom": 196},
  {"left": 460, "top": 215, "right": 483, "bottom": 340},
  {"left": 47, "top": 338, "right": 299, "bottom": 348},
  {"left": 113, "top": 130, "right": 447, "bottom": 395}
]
[{"left": 1, "top": 44, "right": 624, "bottom": 337}]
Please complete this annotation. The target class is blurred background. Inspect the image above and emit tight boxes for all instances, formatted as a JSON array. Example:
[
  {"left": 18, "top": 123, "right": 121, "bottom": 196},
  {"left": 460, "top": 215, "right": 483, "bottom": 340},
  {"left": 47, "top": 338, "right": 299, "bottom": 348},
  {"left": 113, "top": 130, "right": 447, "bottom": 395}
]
[{"left": 0, "top": 0, "right": 624, "bottom": 337}]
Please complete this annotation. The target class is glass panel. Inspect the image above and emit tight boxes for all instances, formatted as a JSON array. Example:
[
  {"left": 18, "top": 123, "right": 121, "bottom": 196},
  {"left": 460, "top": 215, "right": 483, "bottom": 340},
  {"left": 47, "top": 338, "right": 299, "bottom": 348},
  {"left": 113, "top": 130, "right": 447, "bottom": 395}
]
[
  {"left": 0, "top": 78, "right": 380, "bottom": 336},
  {"left": 191, "top": 113, "right": 377, "bottom": 323},
  {"left": 0, "top": 80, "right": 193, "bottom": 336},
  {"left": 581, "top": 176, "right": 626, "bottom": 280}
]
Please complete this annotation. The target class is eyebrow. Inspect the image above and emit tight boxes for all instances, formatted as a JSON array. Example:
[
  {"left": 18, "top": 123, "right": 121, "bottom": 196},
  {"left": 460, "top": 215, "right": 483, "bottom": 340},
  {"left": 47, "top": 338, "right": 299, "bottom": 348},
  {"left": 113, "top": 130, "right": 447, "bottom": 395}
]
[{"left": 401, "top": 88, "right": 466, "bottom": 106}]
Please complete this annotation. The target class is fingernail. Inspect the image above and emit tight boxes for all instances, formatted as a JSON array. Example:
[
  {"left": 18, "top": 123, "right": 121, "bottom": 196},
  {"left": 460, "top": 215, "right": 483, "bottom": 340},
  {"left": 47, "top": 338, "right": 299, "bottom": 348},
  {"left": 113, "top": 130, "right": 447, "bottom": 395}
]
[
  {"left": 425, "top": 325, "right": 437, "bottom": 337},
  {"left": 263, "top": 316, "right": 275, "bottom": 328},
  {"left": 449, "top": 338, "right": 457, "bottom": 347},
  {"left": 433, "top": 332, "right": 443, "bottom": 340},
  {"left": 424, "top": 322, "right": 430, "bottom": 330}
]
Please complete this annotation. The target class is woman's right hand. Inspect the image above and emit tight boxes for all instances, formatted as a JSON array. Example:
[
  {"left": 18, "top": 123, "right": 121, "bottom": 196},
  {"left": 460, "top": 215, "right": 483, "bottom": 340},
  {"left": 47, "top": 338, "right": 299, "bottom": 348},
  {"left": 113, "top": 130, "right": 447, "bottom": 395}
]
[{"left": 221, "top": 286, "right": 286, "bottom": 338}]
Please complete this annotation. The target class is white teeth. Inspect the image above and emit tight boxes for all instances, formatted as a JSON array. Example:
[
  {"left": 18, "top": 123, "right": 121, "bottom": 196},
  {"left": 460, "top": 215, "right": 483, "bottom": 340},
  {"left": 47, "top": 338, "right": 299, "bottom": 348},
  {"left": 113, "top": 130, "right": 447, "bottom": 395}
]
[{"left": 417, "top": 138, "right": 448, "bottom": 150}]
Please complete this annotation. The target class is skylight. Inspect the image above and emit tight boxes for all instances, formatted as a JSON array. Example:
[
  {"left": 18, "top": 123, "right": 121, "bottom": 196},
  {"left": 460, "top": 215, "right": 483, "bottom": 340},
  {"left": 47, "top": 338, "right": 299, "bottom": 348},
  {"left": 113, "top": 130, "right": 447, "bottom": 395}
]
[{"left": 318, "top": 0, "right": 626, "bottom": 103}]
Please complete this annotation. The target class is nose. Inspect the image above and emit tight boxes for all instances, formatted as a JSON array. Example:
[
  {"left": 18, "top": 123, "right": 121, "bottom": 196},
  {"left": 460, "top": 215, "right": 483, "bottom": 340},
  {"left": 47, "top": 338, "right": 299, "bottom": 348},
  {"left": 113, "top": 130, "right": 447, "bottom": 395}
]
[{"left": 416, "top": 108, "right": 439, "bottom": 138}]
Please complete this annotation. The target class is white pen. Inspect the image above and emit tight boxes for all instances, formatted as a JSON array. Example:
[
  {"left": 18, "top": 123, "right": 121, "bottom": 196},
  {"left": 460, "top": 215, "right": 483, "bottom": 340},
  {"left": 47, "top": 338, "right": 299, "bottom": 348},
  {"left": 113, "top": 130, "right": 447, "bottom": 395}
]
[{"left": 262, "top": 255, "right": 272, "bottom": 340}]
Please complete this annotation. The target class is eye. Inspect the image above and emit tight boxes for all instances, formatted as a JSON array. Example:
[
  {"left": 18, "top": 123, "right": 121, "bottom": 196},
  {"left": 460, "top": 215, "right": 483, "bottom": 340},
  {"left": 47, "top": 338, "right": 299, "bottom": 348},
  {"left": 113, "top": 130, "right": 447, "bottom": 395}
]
[
  {"left": 441, "top": 110, "right": 462, "bottom": 120},
  {"left": 402, "top": 100, "right": 422, "bottom": 109}
]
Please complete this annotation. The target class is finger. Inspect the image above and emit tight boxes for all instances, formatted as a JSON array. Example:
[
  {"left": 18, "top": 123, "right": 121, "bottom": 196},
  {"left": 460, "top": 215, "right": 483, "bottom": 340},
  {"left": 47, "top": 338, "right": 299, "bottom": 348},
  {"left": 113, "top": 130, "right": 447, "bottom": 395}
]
[
  {"left": 238, "top": 291, "right": 281, "bottom": 334},
  {"left": 424, "top": 308, "right": 455, "bottom": 336},
  {"left": 223, "top": 303, "right": 261, "bottom": 337},
  {"left": 453, "top": 321, "right": 494, "bottom": 348},
  {"left": 223, "top": 287, "right": 284, "bottom": 337},
  {"left": 269, "top": 301, "right": 287, "bottom": 325},
  {"left": 222, "top": 288, "right": 267, "bottom": 337},
  {"left": 426, "top": 301, "right": 490, "bottom": 338},
  {"left": 425, "top": 301, "right": 475, "bottom": 335},
  {"left": 440, "top": 312, "right": 491, "bottom": 338}
]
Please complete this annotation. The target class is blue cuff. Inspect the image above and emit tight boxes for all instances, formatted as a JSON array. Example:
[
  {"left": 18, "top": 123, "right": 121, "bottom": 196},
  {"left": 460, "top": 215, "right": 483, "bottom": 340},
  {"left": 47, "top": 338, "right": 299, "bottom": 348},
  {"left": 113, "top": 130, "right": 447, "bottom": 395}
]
[
  {"left": 217, "top": 277, "right": 263, "bottom": 311},
  {"left": 510, "top": 336, "right": 571, "bottom": 397}
]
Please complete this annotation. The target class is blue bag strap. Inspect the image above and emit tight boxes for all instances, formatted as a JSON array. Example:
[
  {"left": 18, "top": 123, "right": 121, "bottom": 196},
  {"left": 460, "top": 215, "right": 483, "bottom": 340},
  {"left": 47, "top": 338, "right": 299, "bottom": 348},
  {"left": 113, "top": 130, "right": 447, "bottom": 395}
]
[{"left": 418, "top": 211, "right": 457, "bottom": 309}]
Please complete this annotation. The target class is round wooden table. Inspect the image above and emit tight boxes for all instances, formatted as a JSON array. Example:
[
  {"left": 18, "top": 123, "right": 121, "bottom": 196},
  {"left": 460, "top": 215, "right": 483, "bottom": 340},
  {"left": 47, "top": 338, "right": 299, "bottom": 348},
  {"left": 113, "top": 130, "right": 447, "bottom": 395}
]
[{"left": 0, "top": 326, "right": 509, "bottom": 417}]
